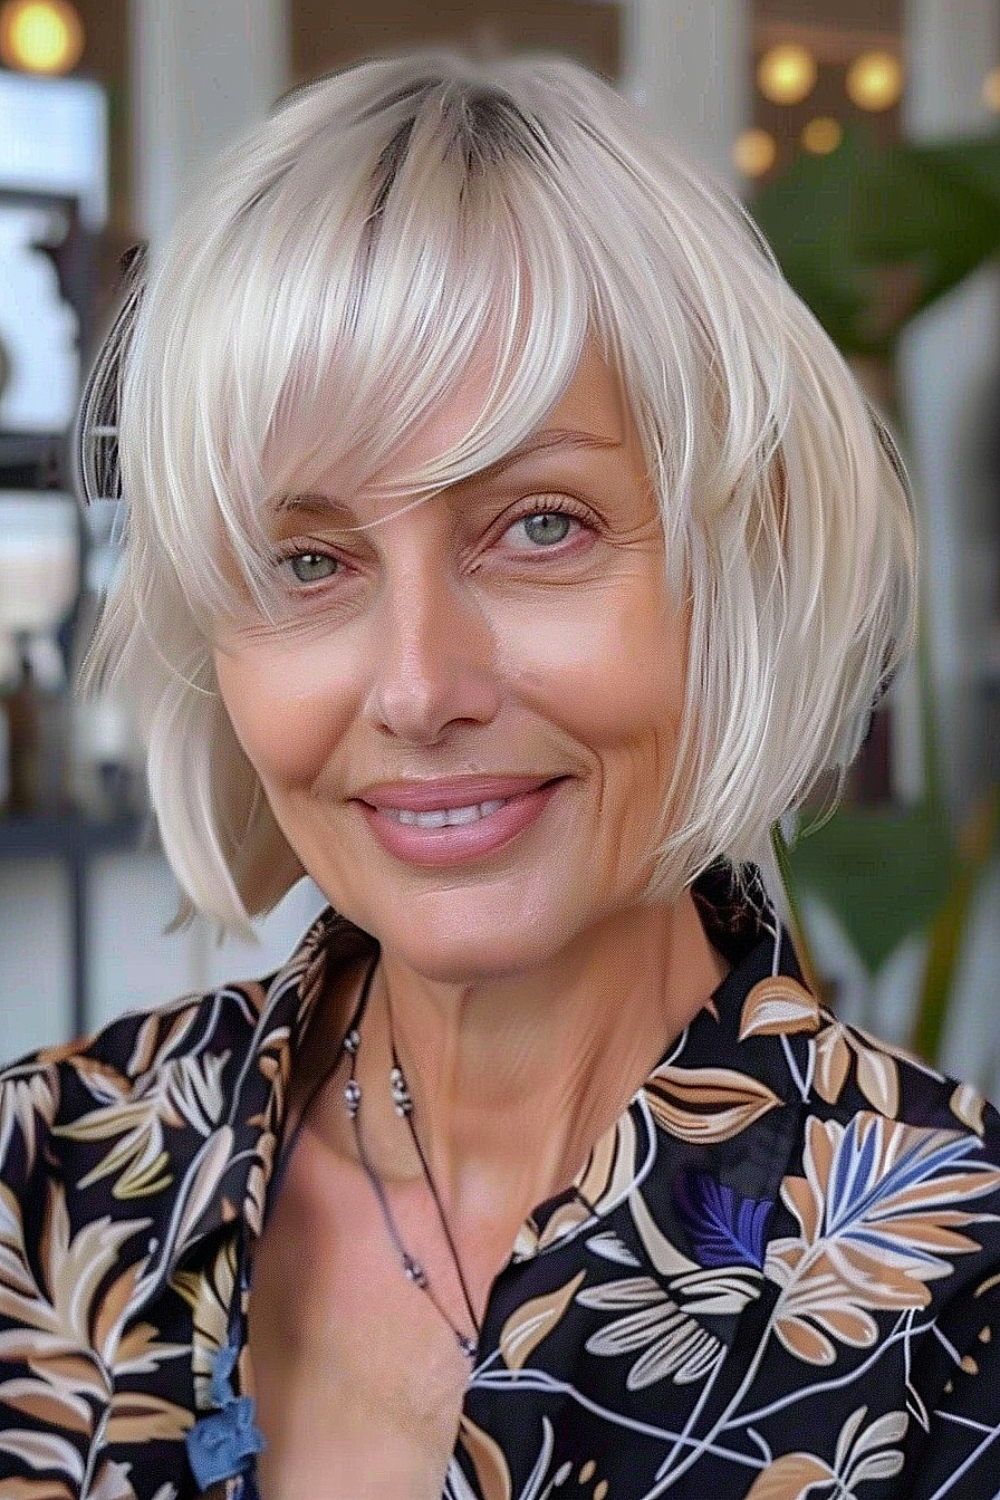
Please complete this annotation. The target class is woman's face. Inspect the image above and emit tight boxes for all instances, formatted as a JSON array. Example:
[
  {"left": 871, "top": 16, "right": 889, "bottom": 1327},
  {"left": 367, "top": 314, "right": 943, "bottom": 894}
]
[{"left": 213, "top": 343, "right": 691, "bottom": 981}]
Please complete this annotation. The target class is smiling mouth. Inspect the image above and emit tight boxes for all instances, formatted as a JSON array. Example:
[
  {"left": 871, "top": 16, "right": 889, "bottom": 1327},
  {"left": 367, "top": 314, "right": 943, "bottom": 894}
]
[
  {"left": 356, "top": 778, "right": 566, "bottom": 866},
  {"left": 378, "top": 798, "right": 511, "bottom": 828}
]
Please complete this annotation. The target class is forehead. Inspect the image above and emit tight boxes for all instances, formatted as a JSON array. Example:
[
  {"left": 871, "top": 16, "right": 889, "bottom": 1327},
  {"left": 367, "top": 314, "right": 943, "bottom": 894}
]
[{"left": 328, "top": 338, "right": 633, "bottom": 505}]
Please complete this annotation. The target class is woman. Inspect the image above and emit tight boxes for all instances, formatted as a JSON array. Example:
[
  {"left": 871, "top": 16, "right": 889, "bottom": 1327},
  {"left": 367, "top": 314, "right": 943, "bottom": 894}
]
[{"left": 1, "top": 45, "right": 997, "bottom": 1500}]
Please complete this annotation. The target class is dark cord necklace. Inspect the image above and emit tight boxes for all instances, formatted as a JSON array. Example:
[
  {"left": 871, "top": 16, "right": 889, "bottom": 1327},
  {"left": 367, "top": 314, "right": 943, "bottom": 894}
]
[{"left": 341, "top": 952, "right": 481, "bottom": 1361}]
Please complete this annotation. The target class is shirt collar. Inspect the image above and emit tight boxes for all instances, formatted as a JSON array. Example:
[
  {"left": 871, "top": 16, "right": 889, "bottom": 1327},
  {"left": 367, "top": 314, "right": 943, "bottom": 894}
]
[
  {"left": 170, "top": 862, "right": 813, "bottom": 1289},
  {"left": 510, "top": 862, "right": 811, "bottom": 1261}
]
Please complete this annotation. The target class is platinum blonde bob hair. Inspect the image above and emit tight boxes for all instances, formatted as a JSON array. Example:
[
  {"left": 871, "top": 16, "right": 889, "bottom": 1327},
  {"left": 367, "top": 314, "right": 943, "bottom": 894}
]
[{"left": 79, "top": 47, "right": 917, "bottom": 941}]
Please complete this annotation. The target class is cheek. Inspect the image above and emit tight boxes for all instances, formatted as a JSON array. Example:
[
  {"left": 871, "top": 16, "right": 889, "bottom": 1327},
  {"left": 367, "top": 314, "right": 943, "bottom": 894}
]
[
  {"left": 499, "top": 575, "right": 687, "bottom": 752},
  {"left": 213, "top": 639, "right": 357, "bottom": 789}
]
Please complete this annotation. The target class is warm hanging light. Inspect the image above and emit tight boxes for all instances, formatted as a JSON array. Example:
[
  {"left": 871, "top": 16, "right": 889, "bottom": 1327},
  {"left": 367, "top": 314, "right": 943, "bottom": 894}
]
[
  {"left": 801, "top": 116, "right": 843, "bottom": 155},
  {"left": 757, "top": 43, "right": 818, "bottom": 106},
  {"left": 0, "top": 0, "right": 84, "bottom": 75},
  {"left": 733, "top": 128, "right": 777, "bottom": 179},
  {"left": 846, "top": 51, "right": 903, "bottom": 112},
  {"left": 983, "top": 66, "right": 1000, "bottom": 112}
]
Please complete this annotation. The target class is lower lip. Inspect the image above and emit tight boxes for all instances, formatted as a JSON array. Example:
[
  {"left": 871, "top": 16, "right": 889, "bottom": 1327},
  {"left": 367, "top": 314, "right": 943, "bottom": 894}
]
[{"left": 355, "top": 782, "right": 564, "bottom": 867}]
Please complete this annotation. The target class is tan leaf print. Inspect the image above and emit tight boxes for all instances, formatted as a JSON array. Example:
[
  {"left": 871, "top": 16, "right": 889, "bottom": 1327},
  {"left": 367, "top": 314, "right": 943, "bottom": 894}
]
[
  {"left": 457, "top": 1413, "right": 513, "bottom": 1500},
  {"left": 739, "top": 977, "right": 820, "bottom": 1039},
  {"left": 113, "top": 1319, "right": 190, "bottom": 1380},
  {"left": 0, "top": 1171, "right": 187, "bottom": 1482},
  {"left": 814, "top": 1026, "right": 851, "bottom": 1106},
  {"left": 85, "top": 1459, "right": 141, "bottom": 1500},
  {"left": 951, "top": 1082, "right": 987, "bottom": 1136},
  {"left": 106, "top": 1390, "right": 194, "bottom": 1443},
  {"left": 41, "top": 1187, "right": 149, "bottom": 1355},
  {"left": 767, "top": 1113, "right": 1000, "bottom": 1364},
  {"left": 67, "top": 1056, "right": 131, "bottom": 1106},
  {"left": 126, "top": 1002, "right": 201, "bottom": 1076},
  {"left": 534, "top": 1200, "right": 592, "bottom": 1252},
  {"left": 629, "top": 1185, "right": 698, "bottom": 1279},
  {"left": 0, "top": 1480, "right": 76, "bottom": 1499},
  {"left": 500, "top": 1271, "right": 585, "bottom": 1369},
  {"left": 0, "top": 1068, "right": 59, "bottom": 1173},
  {"left": 55, "top": 1052, "right": 229, "bottom": 1201},
  {"left": 855, "top": 1045, "right": 899, "bottom": 1118},
  {"left": 172, "top": 1126, "right": 236, "bottom": 1252},
  {"left": 171, "top": 1234, "right": 236, "bottom": 1404},
  {"left": 644, "top": 1066, "right": 781, "bottom": 1143},
  {"left": 17, "top": 1350, "right": 107, "bottom": 1400},
  {"left": 93, "top": 1259, "right": 147, "bottom": 1361},
  {"left": 743, "top": 1453, "right": 833, "bottom": 1499},
  {"left": 815, "top": 1020, "right": 924, "bottom": 1116},
  {"left": 1, "top": 1427, "right": 84, "bottom": 1480},
  {"left": 0, "top": 1375, "right": 91, "bottom": 1431},
  {"left": 572, "top": 1109, "right": 640, "bottom": 1216},
  {"left": 244, "top": 1129, "right": 276, "bottom": 1240}
]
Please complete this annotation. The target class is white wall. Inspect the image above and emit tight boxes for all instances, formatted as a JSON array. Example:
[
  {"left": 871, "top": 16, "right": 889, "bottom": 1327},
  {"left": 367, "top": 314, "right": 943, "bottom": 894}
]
[
  {"left": 0, "top": 856, "right": 326, "bottom": 1066},
  {"left": 620, "top": 0, "right": 749, "bottom": 189},
  {"left": 893, "top": 0, "right": 1000, "bottom": 1097},
  {"left": 130, "top": 0, "right": 290, "bottom": 248},
  {"left": 898, "top": 0, "right": 1000, "bottom": 818}
]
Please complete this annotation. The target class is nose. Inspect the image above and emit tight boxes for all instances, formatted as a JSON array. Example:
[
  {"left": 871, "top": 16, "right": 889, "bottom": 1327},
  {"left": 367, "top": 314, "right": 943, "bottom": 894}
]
[{"left": 362, "top": 561, "right": 501, "bottom": 745}]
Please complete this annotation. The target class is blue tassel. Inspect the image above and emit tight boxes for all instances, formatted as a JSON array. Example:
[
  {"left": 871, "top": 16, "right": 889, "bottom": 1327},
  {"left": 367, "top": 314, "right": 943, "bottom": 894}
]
[{"left": 186, "top": 1344, "right": 266, "bottom": 1489}]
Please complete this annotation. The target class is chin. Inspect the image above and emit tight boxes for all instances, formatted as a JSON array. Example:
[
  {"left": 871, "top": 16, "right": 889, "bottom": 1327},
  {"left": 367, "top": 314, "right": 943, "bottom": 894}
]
[{"left": 369, "top": 890, "right": 581, "bottom": 985}]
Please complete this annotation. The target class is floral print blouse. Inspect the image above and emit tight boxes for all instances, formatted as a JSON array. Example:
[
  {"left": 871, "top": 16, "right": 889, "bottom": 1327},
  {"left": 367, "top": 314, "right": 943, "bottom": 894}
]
[{"left": 2, "top": 861, "right": 1000, "bottom": 1500}]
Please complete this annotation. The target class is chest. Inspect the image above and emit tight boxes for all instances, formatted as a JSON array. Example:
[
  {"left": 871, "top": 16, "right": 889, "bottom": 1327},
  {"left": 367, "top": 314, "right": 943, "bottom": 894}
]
[{"left": 245, "top": 1132, "right": 506, "bottom": 1500}]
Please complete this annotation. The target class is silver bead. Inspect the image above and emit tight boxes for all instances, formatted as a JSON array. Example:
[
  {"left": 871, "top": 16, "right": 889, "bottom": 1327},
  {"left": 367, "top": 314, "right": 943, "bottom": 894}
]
[
  {"left": 344, "top": 1078, "right": 361, "bottom": 1117},
  {"left": 458, "top": 1334, "right": 477, "bottom": 1359},
  {"left": 343, "top": 1028, "right": 360, "bottom": 1055},
  {"left": 390, "top": 1065, "right": 413, "bottom": 1116},
  {"left": 403, "top": 1254, "right": 428, "bottom": 1288}
]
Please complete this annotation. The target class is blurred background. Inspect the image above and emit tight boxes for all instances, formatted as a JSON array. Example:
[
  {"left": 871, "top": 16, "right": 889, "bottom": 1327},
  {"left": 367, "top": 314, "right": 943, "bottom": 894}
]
[{"left": 1, "top": 0, "right": 998, "bottom": 1092}]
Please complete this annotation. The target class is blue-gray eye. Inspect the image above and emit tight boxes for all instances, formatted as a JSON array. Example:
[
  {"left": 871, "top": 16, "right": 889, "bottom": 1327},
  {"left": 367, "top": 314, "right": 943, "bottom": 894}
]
[
  {"left": 289, "top": 553, "right": 338, "bottom": 583},
  {"left": 521, "top": 512, "right": 572, "bottom": 546}
]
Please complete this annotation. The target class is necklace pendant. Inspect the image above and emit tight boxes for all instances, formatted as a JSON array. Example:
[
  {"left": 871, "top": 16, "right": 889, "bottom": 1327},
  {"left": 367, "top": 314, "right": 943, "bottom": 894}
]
[
  {"left": 344, "top": 1078, "right": 361, "bottom": 1117},
  {"left": 458, "top": 1333, "right": 477, "bottom": 1360}
]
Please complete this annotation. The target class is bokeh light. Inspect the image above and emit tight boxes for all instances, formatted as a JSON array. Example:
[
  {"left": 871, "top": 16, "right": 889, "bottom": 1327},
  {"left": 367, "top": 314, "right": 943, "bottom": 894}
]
[
  {"left": 757, "top": 42, "right": 818, "bottom": 106},
  {"left": 846, "top": 50, "right": 903, "bottom": 112},
  {"left": 983, "top": 66, "right": 1000, "bottom": 113},
  {"left": 0, "top": 0, "right": 84, "bottom": 74},
  {"left": 734, "top": 128, "right": 777, "bottom": 179},
  {"left": 802, "top": 116, "right": 843, "bottom": 155}
]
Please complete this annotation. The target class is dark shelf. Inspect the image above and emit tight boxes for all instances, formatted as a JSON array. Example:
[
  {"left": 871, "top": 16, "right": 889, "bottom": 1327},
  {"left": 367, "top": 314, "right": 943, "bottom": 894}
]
[
  {"left": 0, "top": 808, "right": 150, "bottom": 861},
  {"left": 0, "top": 431, "right": 68, "bottom": 489},
  {"left": 0, "top": 808, "right": 156, "bottom": 1038}
]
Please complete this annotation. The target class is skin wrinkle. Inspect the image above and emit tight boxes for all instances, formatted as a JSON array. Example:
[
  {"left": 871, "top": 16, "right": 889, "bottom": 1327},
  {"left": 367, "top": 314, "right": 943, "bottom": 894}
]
[
  {"left": 213, "top": 340, "right": 730, "bottom": 1244},
  {"left": 270, "top": 428, "right": 622, "bottom": 523}
]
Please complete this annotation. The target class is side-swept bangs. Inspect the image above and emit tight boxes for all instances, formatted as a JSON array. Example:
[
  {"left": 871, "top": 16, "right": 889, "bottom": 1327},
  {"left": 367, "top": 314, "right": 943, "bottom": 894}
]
[{"left": 78, "top": 48, "right": 917, "bottom": 939}]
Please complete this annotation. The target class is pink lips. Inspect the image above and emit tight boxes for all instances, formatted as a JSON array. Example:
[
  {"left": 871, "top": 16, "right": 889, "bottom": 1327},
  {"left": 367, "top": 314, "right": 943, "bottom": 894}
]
[{"left": 353, "top": 775, "right": 564, "bottom": 867}]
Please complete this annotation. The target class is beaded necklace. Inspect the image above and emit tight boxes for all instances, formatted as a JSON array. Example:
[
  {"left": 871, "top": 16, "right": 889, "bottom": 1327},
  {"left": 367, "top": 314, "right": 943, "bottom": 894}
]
[{"left": 284, "top": 950, "right": 481, "bottom": 1360}]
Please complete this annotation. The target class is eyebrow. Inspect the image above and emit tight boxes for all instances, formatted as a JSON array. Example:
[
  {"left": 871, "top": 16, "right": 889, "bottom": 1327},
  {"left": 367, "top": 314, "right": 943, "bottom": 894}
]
[{"left": 271, "top": 427, "right": 621, "bottom": 517}]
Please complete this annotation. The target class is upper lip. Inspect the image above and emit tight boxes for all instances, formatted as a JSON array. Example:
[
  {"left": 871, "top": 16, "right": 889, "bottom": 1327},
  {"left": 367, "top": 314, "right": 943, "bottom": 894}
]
[{"left": 355, "top": 775, "right": 561, "bottom": 811}]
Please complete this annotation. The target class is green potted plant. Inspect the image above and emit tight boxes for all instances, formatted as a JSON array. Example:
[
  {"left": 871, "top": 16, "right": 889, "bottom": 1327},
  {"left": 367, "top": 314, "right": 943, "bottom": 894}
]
[{"left": 752, "top": 125, "right": 1000, "bottom": 1062}]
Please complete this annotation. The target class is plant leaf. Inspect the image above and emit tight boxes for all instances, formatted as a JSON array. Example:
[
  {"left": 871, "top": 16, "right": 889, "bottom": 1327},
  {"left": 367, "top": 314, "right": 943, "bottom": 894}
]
[
  {"left": 499, "top": 1271, "right": 585, "bottom": 1370},
  {"left": 742, "top": 1453, "right": 833, "bottom": 1500}
]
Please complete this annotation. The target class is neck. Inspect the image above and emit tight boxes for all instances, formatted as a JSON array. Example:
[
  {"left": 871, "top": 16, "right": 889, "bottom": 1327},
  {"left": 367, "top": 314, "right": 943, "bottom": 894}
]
[{"left": 353, "top": 891, "right": 729, "bottom": 1235}]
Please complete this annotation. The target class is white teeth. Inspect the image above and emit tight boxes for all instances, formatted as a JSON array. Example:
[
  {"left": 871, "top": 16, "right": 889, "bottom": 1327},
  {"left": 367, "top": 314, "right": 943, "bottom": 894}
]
[{"left": 383, "top": 798, "right": 510, "bottom": 828}]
